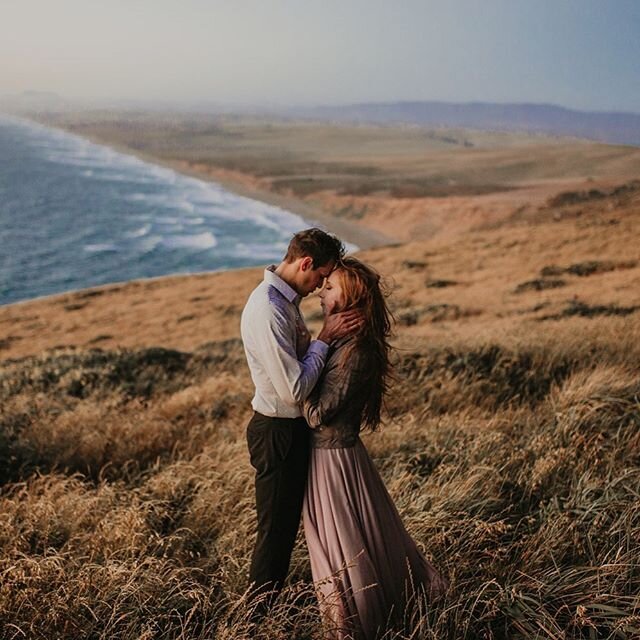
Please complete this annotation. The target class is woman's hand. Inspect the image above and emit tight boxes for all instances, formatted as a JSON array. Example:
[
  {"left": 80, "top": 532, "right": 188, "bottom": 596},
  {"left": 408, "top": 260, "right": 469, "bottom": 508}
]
[{"left": 317, "top": 300, "right": 363, "bottom": 345}]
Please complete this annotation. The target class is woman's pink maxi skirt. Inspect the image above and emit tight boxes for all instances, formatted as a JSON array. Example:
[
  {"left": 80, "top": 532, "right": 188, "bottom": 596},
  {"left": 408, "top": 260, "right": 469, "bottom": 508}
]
[{"left": 303, "top": 439, "right": 447, "bottom": 640}]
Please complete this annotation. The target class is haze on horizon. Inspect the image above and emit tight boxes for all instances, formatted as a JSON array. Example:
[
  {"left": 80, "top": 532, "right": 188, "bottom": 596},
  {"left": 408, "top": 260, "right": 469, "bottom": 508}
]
[{"left": 1, "top": 0, "right": 639, "bottom": 114}]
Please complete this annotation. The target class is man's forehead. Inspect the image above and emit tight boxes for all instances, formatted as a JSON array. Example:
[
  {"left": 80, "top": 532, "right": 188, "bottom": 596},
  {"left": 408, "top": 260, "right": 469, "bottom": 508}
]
[{"left": 319, "top": 262, "right": 335, "bottom": 277}]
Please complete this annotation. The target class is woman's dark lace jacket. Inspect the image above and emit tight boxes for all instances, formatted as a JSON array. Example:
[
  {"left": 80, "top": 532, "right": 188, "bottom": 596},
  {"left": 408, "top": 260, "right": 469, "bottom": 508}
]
[{"left": 303, "top": 335, "right": 369, "bottom": 448}]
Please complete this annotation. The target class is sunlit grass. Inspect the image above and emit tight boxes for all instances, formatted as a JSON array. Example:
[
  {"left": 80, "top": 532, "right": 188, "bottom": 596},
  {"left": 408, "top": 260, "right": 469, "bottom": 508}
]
[{"left": 1, "top": 314, "right": 639, "bottom": 639}]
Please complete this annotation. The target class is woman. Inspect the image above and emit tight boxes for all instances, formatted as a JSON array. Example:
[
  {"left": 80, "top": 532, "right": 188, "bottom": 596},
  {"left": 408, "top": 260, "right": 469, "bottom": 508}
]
[{"left": 303, "top": 256, "right": 447, "bottom": 640}]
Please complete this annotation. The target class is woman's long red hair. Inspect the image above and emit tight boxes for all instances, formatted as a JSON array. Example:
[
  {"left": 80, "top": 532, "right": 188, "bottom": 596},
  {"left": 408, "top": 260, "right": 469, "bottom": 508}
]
[{"left": 334, "top": 256, "right": 394, "bottom": 431}]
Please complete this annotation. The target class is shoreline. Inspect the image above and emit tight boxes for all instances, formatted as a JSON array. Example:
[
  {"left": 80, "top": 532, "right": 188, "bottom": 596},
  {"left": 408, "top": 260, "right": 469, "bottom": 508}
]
[
  {"left": 5, "top": 111, "right": 639, "bottom": 312},
  {"left": 17, "top": 114, "right": 397, "bottom": 251},
  {"left": 0, "top": 114, "right": 396, "bottom": 309},
  {"left": 161, "top": 158, "right": 397, "bottom": 250}
]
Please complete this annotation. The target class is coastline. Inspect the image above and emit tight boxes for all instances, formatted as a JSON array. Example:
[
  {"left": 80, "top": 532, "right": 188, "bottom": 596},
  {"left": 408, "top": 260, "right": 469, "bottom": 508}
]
[
  {"left": 0, "top": 113, "right": 397, "bottom": 312},
  {"left": 4, "top": 111, "right": 640, "bottom": 320},
  {"left": 15, "top": 114, "right": 396, "bottom": 251},
  {"left": 13, "top": 111, "right": 640, "bottom": 247},
  {"left": 164, "top": 160, "right": 397, "bottom": 250},
  {"left": 1, "top": 154, "right": 638, "bottom": 361}
]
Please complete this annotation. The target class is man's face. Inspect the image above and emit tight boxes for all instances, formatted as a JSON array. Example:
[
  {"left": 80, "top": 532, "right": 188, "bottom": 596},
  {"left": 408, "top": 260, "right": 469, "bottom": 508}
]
[{"left": 297, "top": 258, "right": 335, "bottom": 297}]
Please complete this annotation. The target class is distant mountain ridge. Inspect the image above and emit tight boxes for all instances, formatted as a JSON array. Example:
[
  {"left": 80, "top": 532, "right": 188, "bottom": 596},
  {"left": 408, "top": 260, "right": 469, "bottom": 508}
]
[
  {"left": 3, "top": 92, "right": 639, "bottom": 146},
  {"left": 287, "top": 101, "right": 640, "bottom": 146}
]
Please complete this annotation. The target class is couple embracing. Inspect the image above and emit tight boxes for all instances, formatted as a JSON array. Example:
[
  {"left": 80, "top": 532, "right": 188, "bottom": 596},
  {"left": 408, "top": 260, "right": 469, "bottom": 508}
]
[{"left": 240, "top": 228, "right": 447, "bottom": 639}]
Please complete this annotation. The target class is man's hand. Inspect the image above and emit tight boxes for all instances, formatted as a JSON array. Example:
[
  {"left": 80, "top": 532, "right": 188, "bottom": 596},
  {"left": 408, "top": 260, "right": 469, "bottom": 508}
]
[{"left": 317, "top": 302, "right": 364, "bottom": 345}]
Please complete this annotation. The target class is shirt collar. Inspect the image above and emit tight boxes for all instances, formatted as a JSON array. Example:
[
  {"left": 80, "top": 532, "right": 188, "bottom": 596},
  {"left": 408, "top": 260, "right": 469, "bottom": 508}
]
[{"left": 264, "top": 265, "right": 300, "bottom": 305}]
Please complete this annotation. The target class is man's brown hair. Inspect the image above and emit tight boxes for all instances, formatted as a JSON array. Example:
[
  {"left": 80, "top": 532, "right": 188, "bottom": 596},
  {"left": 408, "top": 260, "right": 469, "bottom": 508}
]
[{"left": 284, "top": 228, "right": 345, "bottom": 268}]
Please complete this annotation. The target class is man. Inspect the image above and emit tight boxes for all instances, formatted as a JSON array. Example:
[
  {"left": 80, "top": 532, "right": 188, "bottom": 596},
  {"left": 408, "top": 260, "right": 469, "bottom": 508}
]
[{"left": 240, "top": 228, "right": 361, "bottom": 603}]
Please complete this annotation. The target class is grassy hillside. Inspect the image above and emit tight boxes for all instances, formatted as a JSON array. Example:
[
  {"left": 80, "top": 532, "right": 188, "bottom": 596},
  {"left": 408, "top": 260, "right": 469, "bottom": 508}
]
[
  {"left": 1, "top": 161, "right": 639, "bottom": 636},
  {"left": 1, "top": 320, "right": 639, "bottom": 639}
]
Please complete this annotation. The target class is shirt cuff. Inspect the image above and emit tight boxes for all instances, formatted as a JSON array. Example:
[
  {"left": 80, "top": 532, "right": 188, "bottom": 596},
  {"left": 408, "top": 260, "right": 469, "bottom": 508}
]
[{"left": 308, "top": 339, "right": 330, "bottom": 357}]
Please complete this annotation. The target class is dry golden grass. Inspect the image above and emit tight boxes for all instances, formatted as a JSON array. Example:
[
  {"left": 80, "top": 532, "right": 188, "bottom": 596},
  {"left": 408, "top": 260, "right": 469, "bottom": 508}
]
[
  {"left": 1, "top": 127, "right": 639, "bottom": 637},
  {"left": 1, "top": 315, "right": 639, "bottom": 638}
]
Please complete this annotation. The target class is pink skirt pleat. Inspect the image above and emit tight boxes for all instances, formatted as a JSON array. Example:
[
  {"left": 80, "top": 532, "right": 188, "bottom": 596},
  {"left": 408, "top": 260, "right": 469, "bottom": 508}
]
[{"left": 303, "top": 439, "right": 447, "bottom": 640}]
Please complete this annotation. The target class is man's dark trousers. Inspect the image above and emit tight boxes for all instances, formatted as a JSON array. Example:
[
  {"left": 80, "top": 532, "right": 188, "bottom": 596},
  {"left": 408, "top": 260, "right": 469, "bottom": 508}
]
[{"left": 247, "top": 411, "right": 310, "bottom": 598}]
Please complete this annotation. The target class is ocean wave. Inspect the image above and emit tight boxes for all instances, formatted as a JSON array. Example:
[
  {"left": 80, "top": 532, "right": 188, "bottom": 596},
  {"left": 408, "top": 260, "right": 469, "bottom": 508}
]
[
  {"left": 174, "top": 199, "right": 195, "bottom": 213},
  {"left": 190, "top": 189, "right": 225, "bottom": 205},
  {"left": 93, "top": 171, "right": 158, "bottom": 184},
  {"left": 198, "top": 205, "right": 241, "bottom": 221},
  {"left": 235, "top": 242, "right": 287, "bottom": 260},
  {"left": 137, "top": 235, "right": 163, "bottom": 254},
  {"left": 128, "top": 193, "right": 152, "bottom": 202},
  {"left": 44, "top": 153, "right": 97, "bottom": 167},
  {"left": 155, "top": 215, "right": 182, "bottom": 225},
  {"left": 127, "top": 192, "right": 202, "bottom": 215},
  {"left": 84, "top": 243, "right": 119, "bottom": 253},
  {"left": 44, "top": 148, "right": 120, "bottom": 169},
  {"left": 124, "top": 224, "right": 151, "bottom": 238},
  {"left": 162, "top": 232, "right": 217, "bottom": 250}
]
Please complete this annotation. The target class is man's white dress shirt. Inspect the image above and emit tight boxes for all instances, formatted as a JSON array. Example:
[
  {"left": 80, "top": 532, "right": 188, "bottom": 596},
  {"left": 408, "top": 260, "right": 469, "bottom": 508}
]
[{"left": 240, "top": 266, "right": 329, "bottom": 418}]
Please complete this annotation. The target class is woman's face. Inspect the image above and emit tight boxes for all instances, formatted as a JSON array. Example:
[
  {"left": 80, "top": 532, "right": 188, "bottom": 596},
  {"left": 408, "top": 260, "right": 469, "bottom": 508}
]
[{"left": 318, "top": 270, "right": 344, "bottom": 316}]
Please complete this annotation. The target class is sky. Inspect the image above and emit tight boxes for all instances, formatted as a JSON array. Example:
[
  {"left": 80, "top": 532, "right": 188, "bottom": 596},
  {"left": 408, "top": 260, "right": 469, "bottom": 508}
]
[{"left": 1, "top": 0, "right": 639, "bottom": 113}]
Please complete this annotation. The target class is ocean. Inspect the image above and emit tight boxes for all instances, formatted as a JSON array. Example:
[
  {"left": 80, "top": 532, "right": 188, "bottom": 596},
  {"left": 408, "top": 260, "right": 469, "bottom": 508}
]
[{"left": 0, "top": 114, "right": 322, "bottom": 306}]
